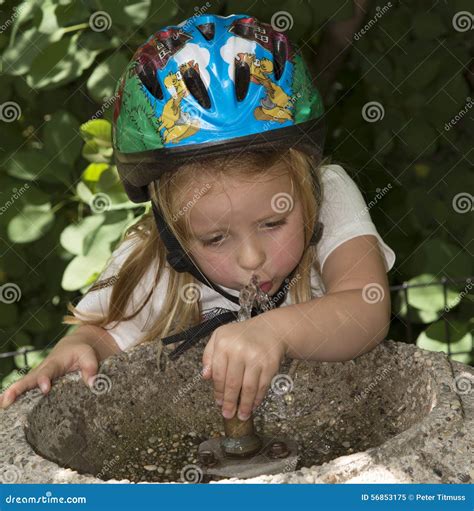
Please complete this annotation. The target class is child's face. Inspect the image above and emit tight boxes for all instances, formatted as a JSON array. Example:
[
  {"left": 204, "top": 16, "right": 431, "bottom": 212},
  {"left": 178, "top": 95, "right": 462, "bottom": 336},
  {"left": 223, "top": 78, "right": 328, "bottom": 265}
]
[{"left": 184, "top": 172, "right": 306, "bottom": 295}]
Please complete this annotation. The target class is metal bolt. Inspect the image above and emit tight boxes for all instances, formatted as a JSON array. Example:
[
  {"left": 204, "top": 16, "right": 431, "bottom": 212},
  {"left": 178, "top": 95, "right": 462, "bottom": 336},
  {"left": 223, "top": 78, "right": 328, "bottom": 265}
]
[
  {"left": 198, "top": 450, "right": 218, "bottom": 467},
  {"left": 267, "top": 441, "right": 290, "bottom": 459}
]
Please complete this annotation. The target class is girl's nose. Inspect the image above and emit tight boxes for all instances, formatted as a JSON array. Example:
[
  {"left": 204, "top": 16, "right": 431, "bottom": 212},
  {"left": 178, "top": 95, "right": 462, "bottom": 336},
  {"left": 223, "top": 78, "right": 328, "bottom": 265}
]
[{"left": 237, "top": 237, "right": 266, "bottom": 272}]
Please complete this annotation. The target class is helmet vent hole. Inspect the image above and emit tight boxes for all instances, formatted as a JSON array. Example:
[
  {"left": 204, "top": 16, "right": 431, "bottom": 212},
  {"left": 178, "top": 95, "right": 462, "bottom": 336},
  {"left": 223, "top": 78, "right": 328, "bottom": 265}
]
[
  {"left": 137, "top": 63, "right": 164, "bottom": 100},
  {"left": 197, "top": 23, "right": 215, "bottom": 41},
  {"left": 234, "top": 58, "right": 250, "bottom": 102},
  {"left": 181, "top": 66, "right": 211, "bottom": 109},
  {"left": 272, "top": 37, "right": 287, "bottom": 80}
]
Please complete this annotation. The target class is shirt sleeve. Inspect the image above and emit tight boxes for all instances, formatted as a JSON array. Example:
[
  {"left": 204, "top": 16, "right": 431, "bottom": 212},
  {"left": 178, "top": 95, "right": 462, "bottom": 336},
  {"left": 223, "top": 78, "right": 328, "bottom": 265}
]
[
  {"left": 73, "top": 236, "right": 163, "bottom": 352},
  {"left": 316, "top": 164, "right": 396, "bottom": 273}
]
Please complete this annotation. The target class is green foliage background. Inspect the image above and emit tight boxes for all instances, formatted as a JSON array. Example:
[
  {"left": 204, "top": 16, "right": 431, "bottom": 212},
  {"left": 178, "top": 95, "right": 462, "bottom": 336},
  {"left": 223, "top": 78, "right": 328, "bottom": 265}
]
[{"left": 0, "top": 0, "right": 472, "bottom": 387}]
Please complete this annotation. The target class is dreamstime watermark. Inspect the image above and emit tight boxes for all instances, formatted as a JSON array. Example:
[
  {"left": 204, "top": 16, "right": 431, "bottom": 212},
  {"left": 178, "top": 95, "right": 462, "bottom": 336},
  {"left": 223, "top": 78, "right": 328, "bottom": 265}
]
[
  {"left": 452, "top": 11, "right": 473, "bottom": 32},
  {"left": 271, "top": 373, "right": 294, "bottom": 395},
  {"left": 444, "top": 97, "right": 473, "bottom": 131},
  {"left": 452, "top": 192, "right": 473, "bottom": 214},
  {"left": 4, "top": 491, "right": 87, "bottom": 504},
  {"left": 0, "top": 183, "right": 30, "bottom": 215},
  {"left": 180, "top": 463, "right": 203, "bottom": 483},
  {"left": 90, "top": 93, "right": 119, "bottom": 121},
  {"left": 362, "top": 101, "right": 385, "bottom": 122},
  {"left": 179, "top": 283, "right": 202, "bottom": 304},
  {"left": 172, "top": 369, "right": 206, "bottom": 404},
  {"left": 354, "top": 2, "right": 393, "bottom": 40},
  {"left": 444, "top": 279, "right": 472, "bottom": 313},
  {"left": 362, "top": 283, "right": 385, "bottom": 304},
  {"left": 171, "top": 184, "right": 211, "bottom": 222},
  {"left": 355, "top": 183, "right": 392, "bottom": 220},
  {"left": 452, "top": 373, "right": 474, "bottom": 395},
  {"left": 174, "top": 1, "right": 212, "bottom": 38},
  {"left": 0, "top": 464, "right": 22, "bottom": 484},
  {"left": 271, "top": 11, "right": 294, "bottom": 32},
  {"left": 0, "top": 367, "right": 29, "bottom": 395},
  {"left": 0, "top": 283, "right": 21, "bottom": 304},
  {"left": 0, "top": 4, "right": 26, "bottom": 34},
  {"left": 96, "top": 455, "right": 120, "bottom": 479},
  {"left": 266, "top": 272, "right": 302, "bottom": 308},
  {"left": 89, "top": 374, "right": 112, "bottom": 395},
  {"left": 89, "top": 11, "right": 112, "bottom": 32},
  {"left": 0, "top": 101, "right": 21, "bottom": 122},
  {"left": 354, "top": 363, "right": 394, "bottom": 402},
  {"left": 271, "top": 192, "right": 294, "bottom": 214},
  {"left": 262, "top": 92, "right": 302, "bottom": 132},
  {"left": 89, "top": 192, "right": 111, "bottom": 213}
]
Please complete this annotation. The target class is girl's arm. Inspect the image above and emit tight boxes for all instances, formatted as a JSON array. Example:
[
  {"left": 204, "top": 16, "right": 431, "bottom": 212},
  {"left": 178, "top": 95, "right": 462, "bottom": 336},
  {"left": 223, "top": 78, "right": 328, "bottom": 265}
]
[
  {"left": 260, "top": 235, "right": 392, "bottom": 362},
  {"left": 64, "top": 324, "right": 122, "bottom": 362}
]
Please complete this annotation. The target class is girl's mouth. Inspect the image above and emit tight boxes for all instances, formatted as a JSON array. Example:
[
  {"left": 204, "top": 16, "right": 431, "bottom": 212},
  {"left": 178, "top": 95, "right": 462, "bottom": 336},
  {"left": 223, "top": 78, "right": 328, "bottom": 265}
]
[{"left": 259, "top": 281, "right": 273, "bottom": 293}]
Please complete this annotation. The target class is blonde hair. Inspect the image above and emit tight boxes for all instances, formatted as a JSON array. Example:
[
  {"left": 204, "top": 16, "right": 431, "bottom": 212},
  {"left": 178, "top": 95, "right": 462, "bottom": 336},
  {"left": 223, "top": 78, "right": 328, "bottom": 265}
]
[{"left": 65, "top": 148, "right": 327, "bottom": 346}]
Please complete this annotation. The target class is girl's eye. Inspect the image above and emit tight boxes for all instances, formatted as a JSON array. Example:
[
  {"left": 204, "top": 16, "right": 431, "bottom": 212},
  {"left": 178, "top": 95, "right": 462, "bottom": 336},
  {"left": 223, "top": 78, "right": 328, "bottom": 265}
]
[
  {"left": 264, "top": 219, "right": 287, "bottom": 229},
  {"left": 202, "top": 235, "right": 225, "bottom": 247},
  {"left": 201, "top": 219, "right": 287, "bottom": 247}
]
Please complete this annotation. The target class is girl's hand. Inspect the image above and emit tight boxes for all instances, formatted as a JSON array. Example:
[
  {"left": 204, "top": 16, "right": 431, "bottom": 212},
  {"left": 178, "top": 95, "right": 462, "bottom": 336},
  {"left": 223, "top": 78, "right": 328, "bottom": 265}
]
[
  {"left": 0, "top": 337, "right": 100, "bottom": 409},
  {"left": 202, "top": 316, "right": 287, "bottom": 421}
]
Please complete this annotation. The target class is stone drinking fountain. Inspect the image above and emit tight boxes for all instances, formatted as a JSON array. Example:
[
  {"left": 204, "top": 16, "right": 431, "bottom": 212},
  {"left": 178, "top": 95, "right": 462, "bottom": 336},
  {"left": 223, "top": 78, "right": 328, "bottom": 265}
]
[{"left": 1, "top": 277, "right": 473, "bottom": 484}]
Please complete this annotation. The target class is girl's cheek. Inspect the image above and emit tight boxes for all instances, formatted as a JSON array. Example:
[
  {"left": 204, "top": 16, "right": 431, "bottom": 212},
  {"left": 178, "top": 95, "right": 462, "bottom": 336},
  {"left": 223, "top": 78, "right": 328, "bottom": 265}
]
[{"left": 195, "top": 250, "right": 233, "bottom": 280}]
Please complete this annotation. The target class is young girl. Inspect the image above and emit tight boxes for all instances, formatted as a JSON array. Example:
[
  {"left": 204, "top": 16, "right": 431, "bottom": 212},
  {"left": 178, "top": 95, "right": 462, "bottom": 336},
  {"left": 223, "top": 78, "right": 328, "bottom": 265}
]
[{"left": 0, "top": 14, "right": 395, "bottom": 423}]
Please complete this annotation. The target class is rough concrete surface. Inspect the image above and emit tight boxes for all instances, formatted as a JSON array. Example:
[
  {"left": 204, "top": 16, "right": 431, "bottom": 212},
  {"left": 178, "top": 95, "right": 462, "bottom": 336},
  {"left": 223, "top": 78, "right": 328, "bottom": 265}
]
[{"left": 0, "top": 339, "right": 472, "bottom": 484}]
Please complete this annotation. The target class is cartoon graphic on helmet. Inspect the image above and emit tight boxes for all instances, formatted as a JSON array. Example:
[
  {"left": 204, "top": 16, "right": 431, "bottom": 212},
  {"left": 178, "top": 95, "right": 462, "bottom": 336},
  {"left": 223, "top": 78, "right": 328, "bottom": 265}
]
[{"left": 237, "top": 53, "right": 292, "bottom": 122}]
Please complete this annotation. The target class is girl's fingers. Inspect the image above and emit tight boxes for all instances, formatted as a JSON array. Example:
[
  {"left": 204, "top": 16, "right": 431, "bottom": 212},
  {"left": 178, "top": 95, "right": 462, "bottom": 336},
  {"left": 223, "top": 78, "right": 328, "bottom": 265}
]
[
  {"left": 222, "top": 360, "right": 245, "bottom": 419},
  {"left": 237, "top": 366, "right": 262, "bottom": 421},
  {"left": 76, "top": 347, "right": 99, "bottom": 387},
  {"left": 36, "top": 374, "right": 51, "bottom": 394},
  {"left": 0, "top": 366, "right": 52, "bottom": 409},
  {"left": 202, "top": 336, "right": 215, "bottom": 380},
  {"left": 252, "top": 371, "right": 272, "bottom": 411},
  {"left": 211, "top": 350, "right": 228, "bottom": 406},
  {"left": 0, "top": 355, "right": 67, "bottom": 409}
]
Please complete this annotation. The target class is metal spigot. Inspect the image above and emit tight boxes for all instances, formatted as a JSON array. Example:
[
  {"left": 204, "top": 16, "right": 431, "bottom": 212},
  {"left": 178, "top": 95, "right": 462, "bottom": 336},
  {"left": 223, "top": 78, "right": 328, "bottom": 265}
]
[{"left": 220, "top": 396, "right": 262, "bottom": 458}]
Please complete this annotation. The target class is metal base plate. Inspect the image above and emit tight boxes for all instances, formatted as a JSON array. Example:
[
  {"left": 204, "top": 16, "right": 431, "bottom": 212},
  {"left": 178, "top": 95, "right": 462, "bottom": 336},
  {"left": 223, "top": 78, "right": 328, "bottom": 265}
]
[{"left": 198, "top": 436, "right": 299, "bottom": 480}]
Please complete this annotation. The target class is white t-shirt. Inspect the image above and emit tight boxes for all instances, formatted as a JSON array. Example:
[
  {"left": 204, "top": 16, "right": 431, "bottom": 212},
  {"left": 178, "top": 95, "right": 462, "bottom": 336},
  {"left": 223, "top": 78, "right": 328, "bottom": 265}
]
[{"left": 74, "top": 164, "right": 396, "bottom": 351}]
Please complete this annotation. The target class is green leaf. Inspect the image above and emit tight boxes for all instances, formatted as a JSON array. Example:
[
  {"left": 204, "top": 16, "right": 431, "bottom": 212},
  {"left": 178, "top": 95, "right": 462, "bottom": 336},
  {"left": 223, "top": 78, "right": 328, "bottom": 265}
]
[
  {"left": 5, "top": 149, "right": 52, "bottom": 181},
  {"left": 82, "top": 140, "right": 113, "bottom": 163},
  {"left": 87, "top": 0, "right": 151, "bottom": 26},
  {"left": 406, "top": 238, "right": 472, "bottom": 280},
  {"left": 60, "top": 214, "right": 105, "bottom": 256},
  {"left": 27, "top": 33, "right": 101, "bottom": 90},
  {"left": 14, "top": 346, "right": 49, "bottom": 370},
  {"left": 80, "top": 119, "right": 112, "bottom": 146},
  {"left": 61, "top": 243, "right": 111, "bottom": 291},
  {"left": 43, "top": 110, "right": 82, "bottom": 166},
  {"left": 7, "top": 203, "right": 55, "bottom": 243},
  {"left": 55, "top": 2, "right": 90, "bottom": 26},
  {"left": 37, "top": 0, "right": 60, "bottom": 36},
  {"left": 82, "top": 163, "right": 110, "bottom": 183},
  {"left": 394, "top": 292, "right": 441, "bottom": 324},
  {"left": 417, "top": 320, "right": 472, "bottom": 360},
  {"left": 76, "top": 181, "right": 94, "bottom": 203},
  {"left": 405, "top": 274, "right": 462, "bottom": 312},
  {"left": 87, "top": 52, "right": 129, "bottom": 103}
]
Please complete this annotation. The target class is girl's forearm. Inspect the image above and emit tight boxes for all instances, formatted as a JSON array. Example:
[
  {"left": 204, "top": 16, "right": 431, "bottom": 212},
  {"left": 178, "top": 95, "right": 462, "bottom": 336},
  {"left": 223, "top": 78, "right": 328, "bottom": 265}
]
[{"left": 259, "top": 289, "right": 391, "bottom": 362}]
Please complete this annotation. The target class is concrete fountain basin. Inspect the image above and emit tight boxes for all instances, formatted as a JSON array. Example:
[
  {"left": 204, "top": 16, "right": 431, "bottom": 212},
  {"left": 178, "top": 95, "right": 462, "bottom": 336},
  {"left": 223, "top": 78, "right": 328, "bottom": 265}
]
[{"left": 1, "top": 339, "right": 472, "bottom": 484}]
